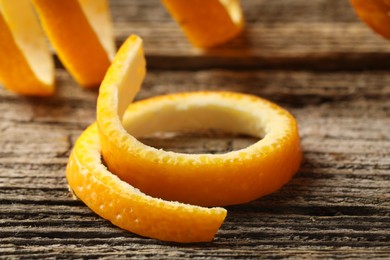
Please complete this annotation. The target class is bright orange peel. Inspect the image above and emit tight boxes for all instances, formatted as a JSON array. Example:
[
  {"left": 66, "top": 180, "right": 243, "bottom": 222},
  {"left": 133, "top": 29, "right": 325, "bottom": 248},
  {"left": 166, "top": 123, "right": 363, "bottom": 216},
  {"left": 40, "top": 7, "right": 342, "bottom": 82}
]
[
  {"left": 0, "top": 0, "right": 54, "bottom": 96},
  {"left": 68, "top": 35, "right": 301, "bottom": 242},
  {"left": 96, "top": 35, "right": 302, "bottom": 207},
  {"left": 161, "top": 0, "right": 244, "bottom": 48},
  {"left": 67, "top": 123, "right": 226, "bottom": 243},
  {"left": 32, "top": 0, "right": 115, "bottom": 87}
]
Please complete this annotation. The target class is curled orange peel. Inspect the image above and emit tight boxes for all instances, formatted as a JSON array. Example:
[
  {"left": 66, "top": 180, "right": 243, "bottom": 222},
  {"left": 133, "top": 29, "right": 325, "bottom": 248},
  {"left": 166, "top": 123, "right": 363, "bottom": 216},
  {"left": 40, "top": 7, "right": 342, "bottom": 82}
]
[
  {"left": 161, "top": 0, "right": 244, "bottom": 48},
  {"left": 0, "top": 0, "right": 114, "bottom": 95},
  {"left": 96, "top": 35, "right": 302, "bottom": 207},
  {"left": 67, "top": 34, "right": 302, "bottom": 242},
  {"left": 0, "top": 0, "right": 54, "bottom": 96},
  {"left": 32, "top": 0, "right": 115, "bottom": 87}
]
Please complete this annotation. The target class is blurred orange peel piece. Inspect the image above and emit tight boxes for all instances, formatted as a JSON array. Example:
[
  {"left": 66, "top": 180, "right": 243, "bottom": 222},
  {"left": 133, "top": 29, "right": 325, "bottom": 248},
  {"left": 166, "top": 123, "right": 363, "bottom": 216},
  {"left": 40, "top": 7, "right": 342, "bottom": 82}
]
[
  {"left": 65, "top": 35, "right": 302, "bottom": 242},
  {"left": 161, "top": 0, "right": 245, "bottom": 48},
  {"left": 350, "top": 0, "right": 390, "bottom": 40},
  {"left": 0, "top": 0, "right": 54, "bottom": 95},
  {"left": 32, "top": 0, "right": 115, "bottom": 87},
  {"left": 0, "top": 0, "right": 114, "bottom": 95}
]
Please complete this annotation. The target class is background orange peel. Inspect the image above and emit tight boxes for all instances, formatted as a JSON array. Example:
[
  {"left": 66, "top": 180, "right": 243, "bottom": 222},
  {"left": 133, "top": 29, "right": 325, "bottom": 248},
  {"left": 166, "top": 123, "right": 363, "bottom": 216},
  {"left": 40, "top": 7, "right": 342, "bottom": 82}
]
[
  {"left": 161, "top": 0, "right": 244, "bottom": 48},
  {"left": 0, "top": 0, "right": 54, "bottom": 96},
  {"left": 0, "top": 0, "right": 114, "bottom": 95},
  {"left": 350, "top": 0, "right": 390, "bottom": 41},
  {"left": 32, "top": 0, "right": 115, "bottom": 88}
]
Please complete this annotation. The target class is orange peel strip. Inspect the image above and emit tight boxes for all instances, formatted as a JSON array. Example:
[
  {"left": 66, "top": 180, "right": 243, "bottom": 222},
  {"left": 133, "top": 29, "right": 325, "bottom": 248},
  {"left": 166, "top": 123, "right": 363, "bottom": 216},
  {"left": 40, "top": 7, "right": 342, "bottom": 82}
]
[
  {"left": 350, "top": 0, "right": 390, "bottom": 40},
  {"left": 97, "top": 35, "right": 302, "bottom": 207},
  {"left": 67, "top": 123, "right": 226, "bottom": 243},
  {"left": 0, "top": 0, "right": 54, "bottom": 96},
  {"left": 161, "top": 0, "right": 244, "bottom": 48},
  {"left": 32, "top": 0, "right": 115, "bottom": 87}
]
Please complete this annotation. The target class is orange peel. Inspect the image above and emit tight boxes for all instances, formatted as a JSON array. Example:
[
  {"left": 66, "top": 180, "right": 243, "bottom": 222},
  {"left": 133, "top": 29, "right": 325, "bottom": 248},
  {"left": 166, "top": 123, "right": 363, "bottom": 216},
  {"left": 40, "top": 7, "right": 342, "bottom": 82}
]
[
  {"left": 67, "top": 35, "right": 301, "bottom": 242},
  {"left": 161, "top": 0, "right": 244, "bottom": 48},
  {"left": 0, "top": 0, "right": 54, "bottom": 96},
  {"left": 96, "top": 35, "right": 302, "bottom": 207},
  {"left": 32, "top": 0, "right": 115, "bottom": 87},
  {"left": 66, "top": 123, "right": 226, "bottom": 243},
  {"left": 350, "top": 0, "right": 390, "bottom": 41}
]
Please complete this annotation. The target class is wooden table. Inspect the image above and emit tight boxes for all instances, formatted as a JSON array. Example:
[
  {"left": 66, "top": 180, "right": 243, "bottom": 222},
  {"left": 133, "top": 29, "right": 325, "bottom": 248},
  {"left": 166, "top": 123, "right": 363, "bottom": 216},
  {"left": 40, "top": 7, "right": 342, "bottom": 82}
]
[{"left": 1, "top": 0, "right": 389, "bottom": 258}]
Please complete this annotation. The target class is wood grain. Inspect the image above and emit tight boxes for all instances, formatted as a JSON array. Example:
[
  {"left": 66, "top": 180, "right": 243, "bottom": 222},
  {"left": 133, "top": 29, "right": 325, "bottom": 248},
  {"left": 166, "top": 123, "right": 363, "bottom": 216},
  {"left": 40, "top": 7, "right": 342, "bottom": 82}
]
[{"left": 1, "top": 0, "right": 390, "bottom": 258}]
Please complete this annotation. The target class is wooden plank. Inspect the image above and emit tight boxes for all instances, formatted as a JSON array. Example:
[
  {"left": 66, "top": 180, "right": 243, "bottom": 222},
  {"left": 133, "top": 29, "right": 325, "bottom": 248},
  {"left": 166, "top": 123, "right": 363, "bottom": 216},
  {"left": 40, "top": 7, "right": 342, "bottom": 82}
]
[{"left": 0, "top": 69, "right": 389, "bottom": 258}]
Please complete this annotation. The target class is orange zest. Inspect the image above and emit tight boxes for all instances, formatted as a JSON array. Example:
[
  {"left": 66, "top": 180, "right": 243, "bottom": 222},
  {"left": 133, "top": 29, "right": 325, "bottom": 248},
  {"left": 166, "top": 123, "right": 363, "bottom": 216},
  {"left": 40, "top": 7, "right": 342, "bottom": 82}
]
[
  {"left": 67, "top": 123, "right": 226, "bottom": 243},
  {"left": 350, "top": 0, "right": 390, "bottom": 40},
  {"left": 32, "top": 0, "right": 115, "bottom": 87},
  {"left": 0, "top": 0, "right": 54, "bottom": 96},
  {"left": 161, "top": 0, "right": 244, "bottom": 48}
]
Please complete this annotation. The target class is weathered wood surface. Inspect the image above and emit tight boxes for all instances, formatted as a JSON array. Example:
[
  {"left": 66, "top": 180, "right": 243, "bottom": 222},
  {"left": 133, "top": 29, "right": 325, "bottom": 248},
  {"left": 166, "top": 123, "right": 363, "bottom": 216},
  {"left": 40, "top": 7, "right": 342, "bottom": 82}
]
[{"left": 1, "top": 0, "right": 390, "bottom": 258}]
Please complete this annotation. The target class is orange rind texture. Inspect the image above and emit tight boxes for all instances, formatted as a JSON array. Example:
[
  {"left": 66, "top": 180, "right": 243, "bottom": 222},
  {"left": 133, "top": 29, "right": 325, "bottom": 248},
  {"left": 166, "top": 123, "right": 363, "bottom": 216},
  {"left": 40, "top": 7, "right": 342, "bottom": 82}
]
[
  {"left": 350, "top": 0, "right": 390, "bottom": 41},
  {"left": 32, "top": 0, "right": 114, "bottom": 87},
  {"left": 161, "top": 0, "right": 244, "bottom": 48},
  {"left": 96, "top": 35, "right": 302, "bottom": 207},
  {"left": 67, "top": 123, "right": 227, "bottom": 243},
  {"left": 0, "top": 0, "right": 54, "bottom": 96}
]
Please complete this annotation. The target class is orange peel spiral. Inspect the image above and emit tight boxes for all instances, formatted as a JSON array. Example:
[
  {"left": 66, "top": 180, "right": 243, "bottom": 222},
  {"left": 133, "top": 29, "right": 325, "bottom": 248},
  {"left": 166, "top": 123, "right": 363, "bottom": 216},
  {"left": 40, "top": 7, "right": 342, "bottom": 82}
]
[
  {"left": 65, "top": 35, "right": 302, "bottom": 242},
  {"left": 96, "top": 35, "right": 302, "bottom": 207}
]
